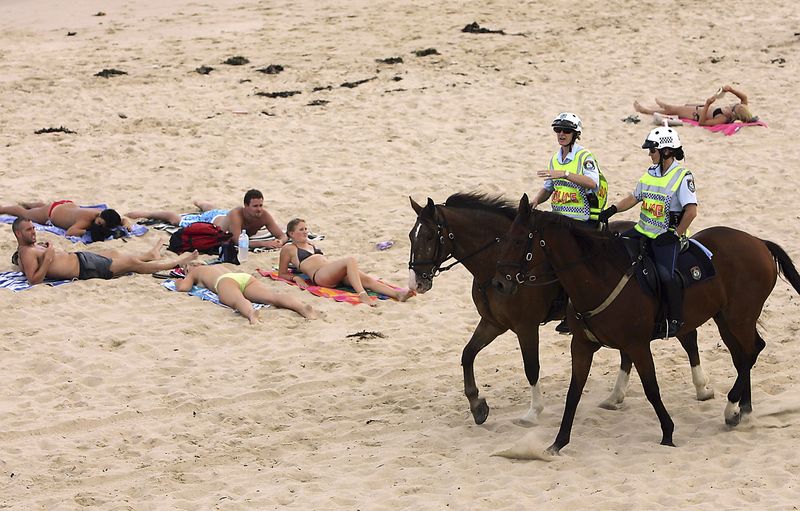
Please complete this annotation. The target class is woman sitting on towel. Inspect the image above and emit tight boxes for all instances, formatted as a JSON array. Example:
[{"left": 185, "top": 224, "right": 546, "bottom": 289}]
[
  {"left": 176, "top": 263, "right": 318, "bottom": 323},
  {"left": 634, "top": 84, "right": 758, "bottom": 126},
  {"left": 278, "top": 218, "right": 415, "bottom": 306}
]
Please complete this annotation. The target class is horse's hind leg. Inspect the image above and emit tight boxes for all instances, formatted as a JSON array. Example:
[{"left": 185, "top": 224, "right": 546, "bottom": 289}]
[
  {"left": 677, "top": 329, "right": 714, "bottom": 400},
  {"left": 462, "top": 318, "right": 506, "bottom": 425},
  {"left": 713, "top": 314, "right": 766, "bottom": 426},
  {"left": 598, "top": 352, "right": 632, "bottom": 410},
  {"left": 515, "top": 325, "right": 543, "bottom": 425},
  {"left": 627, "top": 342, "right": 676, "bottom": 446}
]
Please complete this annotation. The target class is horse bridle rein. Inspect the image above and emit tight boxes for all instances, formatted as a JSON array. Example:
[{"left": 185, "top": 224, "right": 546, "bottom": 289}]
[{"left": 408, "top": 211, "right": 500, "bottom": 280}]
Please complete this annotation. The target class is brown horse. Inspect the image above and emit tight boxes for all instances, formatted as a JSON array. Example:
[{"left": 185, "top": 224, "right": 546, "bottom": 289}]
[
  {"left": 408, "top": 192, "right": 712, "bottom": 425},
  {"left": 492, "top": 193, "right": 800, "bottom": 454}
]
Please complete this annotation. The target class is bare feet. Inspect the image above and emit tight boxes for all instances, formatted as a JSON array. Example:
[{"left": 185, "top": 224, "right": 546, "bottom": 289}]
[
  {"left": 299, "top": 304, "right": 318, "bottom": 320},
  {"left": 654, "top": 98, "right": 668, "bottom": 109},
  {"left": 176, "top": 250, "right": 199, "bottom": 266},
  {"left": 246, "top": 308, "right": 261, "bottom": 325},
  {"left": 145, "top": 237, "right": 164, "bottom": 261},
  {"left": 358, "top": 291, "right": 377, "bottom": 307},
  {"left": 396, "top": 288, "right": 416, "bottom": 302}
]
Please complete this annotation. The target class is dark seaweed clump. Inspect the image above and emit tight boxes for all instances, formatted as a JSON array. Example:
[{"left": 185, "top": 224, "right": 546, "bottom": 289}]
[
  {"left": 256, "top": 65, "right": 284, "bottom": 74},
  {"left": 462, "top": 22, "right": 505, "bottom": 34},
  {"left": 94, "top": 69, "right": 127, "bottom": 78},
  {"left": 223, "top": 56, "right": 249, "bottom": 66},
  {"left": 255, "top": 90, "right": 302, "bottom": 98},
  {"left": 376, "top": 57, "right": 403, "bottom": 65},
  {"left": 196, "top": 65, "right": 214, "bottom": 75},
  {"left": 413, "top": 48, "right": 440, "bottom": 57},
  {"left": 34, "top": 126, "right": 76, "bottom": 135},
  {"left": 340, "top": 77, "right": 376, "bottom": 89}
]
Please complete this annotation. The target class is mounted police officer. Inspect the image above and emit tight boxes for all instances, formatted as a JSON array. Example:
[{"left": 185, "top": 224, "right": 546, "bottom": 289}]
[
  {"left": 598, "top": 127, "right": 698, "bottom": 338},
  {"left": 532, "top": 112, "right": 609, "bottom": 334}
]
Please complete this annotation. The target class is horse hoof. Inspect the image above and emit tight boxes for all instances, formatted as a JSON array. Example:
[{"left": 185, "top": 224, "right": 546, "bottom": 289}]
[
  {"left": 660, "top": 439, "right": 676, "bottom": 447},
  {"left": 598, "top": 398, "right": 623, "bottom": 410},
  {"left": 471, "top": 399, "right": 490, "bottom": 425},
  {"left": 545, "top": 444, "right": 562, "bottom": 456},
  {"left": 696, "top": 387, "right": 715, "bottom": 401},
  {"left": 725, "top": 401, "right": 741, "bottom": 426}
]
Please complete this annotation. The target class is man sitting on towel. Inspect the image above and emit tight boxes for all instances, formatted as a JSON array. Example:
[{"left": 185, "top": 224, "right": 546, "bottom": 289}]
[
  {"left": 11, "top": 218, "right": 198, "bottom": 284},
  {"left": 127, "top": 189, "right": 287, "bottom": 249}
]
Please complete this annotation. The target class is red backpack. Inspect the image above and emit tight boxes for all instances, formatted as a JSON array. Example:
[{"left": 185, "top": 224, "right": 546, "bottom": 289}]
[{"left": 168, "top": 222, "right": 233, "bottom": 254}]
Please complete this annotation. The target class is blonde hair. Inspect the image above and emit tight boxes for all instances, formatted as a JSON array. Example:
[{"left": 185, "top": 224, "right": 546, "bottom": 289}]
[
  {"left": 286, "top": 218, "right": 306, "bottom": 235},
  {"left": 733, "top": 104, "right": 757, "bottom": 123}
]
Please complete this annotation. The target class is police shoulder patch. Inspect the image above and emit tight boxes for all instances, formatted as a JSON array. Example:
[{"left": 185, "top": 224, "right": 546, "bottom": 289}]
[
  {"left": 687, "top": 177, "right": 696, "bottom": 193},
  {"left": 583, "top": 160, "right": 595, "bottom": 171}
]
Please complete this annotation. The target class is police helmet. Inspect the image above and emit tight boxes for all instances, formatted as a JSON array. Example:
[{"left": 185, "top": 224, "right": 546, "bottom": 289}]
[
  {"left": 551, "top": 112, "right": 583, "bottom": 133},
  {"left": 642, "top": 127, "right": 682, "bottom": 150}
]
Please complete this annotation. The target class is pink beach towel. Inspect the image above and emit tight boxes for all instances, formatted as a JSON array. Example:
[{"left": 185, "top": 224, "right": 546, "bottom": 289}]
[
  {"left": 258, "top": 269, "right": 396, "bottom": 305},
  {"left": 678, "top": 118, "right": 768, "bottom": 136}
]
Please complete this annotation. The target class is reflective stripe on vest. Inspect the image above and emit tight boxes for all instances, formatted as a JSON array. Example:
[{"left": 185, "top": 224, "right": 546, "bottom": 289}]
[
  {"left": 634, "top": 166, "right": 691, "bottom": 238},
  {"left": 548, "top": 149, "right": 592, "bottom": 221}
]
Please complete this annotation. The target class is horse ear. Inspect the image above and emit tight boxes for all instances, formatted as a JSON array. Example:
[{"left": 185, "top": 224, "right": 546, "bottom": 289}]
[
  {"left": 519, "top": 193, "right": 530, "bottom": 213},
  {"left": 410, "top": 197, "right": 423, "bottom": 214},
  {"left": 426, "top": 197, "right": 435, "bottom": 209}
]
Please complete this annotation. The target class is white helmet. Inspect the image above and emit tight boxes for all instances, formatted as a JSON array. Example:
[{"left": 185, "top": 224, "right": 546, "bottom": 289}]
[
  {"left": 551, "top": 112, "right": 583, "bottom": 133},
  {"left": 642, "top": 127, "right": 681, "bottom": 150}
]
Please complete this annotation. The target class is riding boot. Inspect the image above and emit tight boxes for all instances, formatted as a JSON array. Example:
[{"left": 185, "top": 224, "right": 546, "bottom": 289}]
[{"left": 664, "top": 275, "right": 684, "bottom": 337}]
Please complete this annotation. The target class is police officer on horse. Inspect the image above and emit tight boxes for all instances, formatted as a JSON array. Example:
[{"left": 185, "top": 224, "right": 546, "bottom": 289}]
[{"left": 599, "top": 127, "right": 698, "bottom": 338}]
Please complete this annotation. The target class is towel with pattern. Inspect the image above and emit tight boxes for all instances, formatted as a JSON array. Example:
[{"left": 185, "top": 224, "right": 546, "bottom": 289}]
[
  {"left": 160, "top": 279, "right": 269, "bottom": 310},
  {"left": 0, "top": 271, "right": 72, "bottom": 292},
  {"left": 678, "top": 117, "right": 768, "bottom": 136},
  {"left": 0, "top": 204, "right": 148, "bottom": 243},
  {"left": 257, "top": 269, "right": 393, "bottom": 305}
]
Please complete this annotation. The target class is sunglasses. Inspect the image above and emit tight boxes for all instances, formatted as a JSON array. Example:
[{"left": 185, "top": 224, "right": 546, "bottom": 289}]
[{"left": 553, "top": 127, "right": 574, "bottom": 134}]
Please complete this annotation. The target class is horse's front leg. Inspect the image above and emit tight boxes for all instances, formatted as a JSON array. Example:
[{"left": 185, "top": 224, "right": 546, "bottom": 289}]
[
  {"left": 462, "top": 318, "right": 507, "bottom": 424},
  {"left": 547, "top": 336, "right": 599, "bottom": 455},
  {"left": 598, "top": 351, "right": 632, "bottom": 410},
  {"left": 514, "top": 325, "right": 543, "bottom": 426},
  {"left": 677, "top": 329, "right": 714, "bottom": 401},
  {"left": 627, "top": 342, "right": 676, "bottom": 446}
]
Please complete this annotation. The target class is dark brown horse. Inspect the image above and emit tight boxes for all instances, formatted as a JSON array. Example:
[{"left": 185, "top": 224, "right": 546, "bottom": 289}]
[
  {"left": 408, "top": 192, "right": 712, "bottom": 425},
  {"left": 492, "top": 193, "right": 800, "bottom": 454}
]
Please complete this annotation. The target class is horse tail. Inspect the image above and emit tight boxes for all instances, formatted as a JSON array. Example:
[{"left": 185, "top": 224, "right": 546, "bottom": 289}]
[{"left": 762, "top": 239, "right": 800, "bottom": 295}]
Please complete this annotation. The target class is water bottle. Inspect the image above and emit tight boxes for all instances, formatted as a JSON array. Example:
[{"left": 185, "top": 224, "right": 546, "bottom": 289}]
[{"left": 238, "top": 232, "right": 249, "bottom": 262}]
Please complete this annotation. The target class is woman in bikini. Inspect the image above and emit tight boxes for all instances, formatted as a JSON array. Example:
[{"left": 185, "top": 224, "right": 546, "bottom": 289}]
[
  {"left": 278, "top": 218, "right": 415, "bottom": 306},
  {"left": 175, "top": 263, "right": 317, "bottom": 324},
  {"left": 0, "top": 199, "right": 128, "bottom": 240},
  {"left": 634, "top": 84, "right": 758, "bottom": 126}
]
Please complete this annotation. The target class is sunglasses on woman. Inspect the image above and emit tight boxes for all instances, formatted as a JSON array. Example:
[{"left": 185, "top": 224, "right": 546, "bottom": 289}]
[{"left": 553, "top": 127, "right": 574, "bottom": 134}]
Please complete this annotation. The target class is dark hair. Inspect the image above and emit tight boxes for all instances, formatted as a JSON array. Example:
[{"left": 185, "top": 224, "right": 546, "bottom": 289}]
[
  {"left": 100, "top": 209, "right": 122, "bottom": 228},
  {"left": 11, "top": 217, "right": 29, "bottom": 234},
  {"left": 243, "top": 189, "right": 263, "bottom": 205},
  {"left": 89, "top": 222, "right": 111, "bottom": 242},
  {"left": 659, "top": 147, "right": 685, "bottom": 161}
]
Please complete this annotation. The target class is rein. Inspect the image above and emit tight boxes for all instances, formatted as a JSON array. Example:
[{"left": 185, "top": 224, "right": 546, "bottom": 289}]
[{"left": 408, "top": 210, "right": 501, "bottom": 280}]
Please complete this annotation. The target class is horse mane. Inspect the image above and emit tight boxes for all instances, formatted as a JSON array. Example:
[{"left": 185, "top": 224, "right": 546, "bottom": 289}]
[
  {"left": 444, "top": 192, "right": 517, "bottom": 220},
  {"left": 534, "top": 210, "right": 629, "bottom": 270}
]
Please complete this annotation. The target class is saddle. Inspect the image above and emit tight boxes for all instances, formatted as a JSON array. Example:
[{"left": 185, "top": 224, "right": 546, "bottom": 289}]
[{"left": 620, "top": 236, "right": 716, "bottom": 298}]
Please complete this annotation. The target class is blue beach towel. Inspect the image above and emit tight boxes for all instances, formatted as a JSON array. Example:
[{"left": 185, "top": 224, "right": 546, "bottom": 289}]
[
  {"left": 0, "top": 204, "right": 147, "bottom": 243},
  {"left": 0, "top": 271, "right": 72, "bottom": 292},
  {"left": 161, "top": 279, "right": 269, "bottom": 311}
]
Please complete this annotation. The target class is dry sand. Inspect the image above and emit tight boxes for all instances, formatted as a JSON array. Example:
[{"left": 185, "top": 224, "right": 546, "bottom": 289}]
[{"left": 1, "top": 0, "right": 800, "bottom": 508}]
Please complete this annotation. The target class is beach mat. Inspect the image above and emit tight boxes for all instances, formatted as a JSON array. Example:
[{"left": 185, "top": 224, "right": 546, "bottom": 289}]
[
  {"left": 257, "top": 268, "right": 392, "bottom": 305},
  {"left": 0, "top": 271, "right": 72, "bottom": 292},
  {"left": 677, "top": 117, "right": 768, "bottom": 136},
  {"left": 1, "top": 204, "right": 148, "bottom": 243},
  {"left": 160, "top": 279, "right": 269, "bottom": 311}
]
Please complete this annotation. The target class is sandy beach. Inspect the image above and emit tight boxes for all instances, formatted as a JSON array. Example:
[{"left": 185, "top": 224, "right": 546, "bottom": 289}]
[{"left": 1, "top": 0, "right": 800, "bottom": 508}]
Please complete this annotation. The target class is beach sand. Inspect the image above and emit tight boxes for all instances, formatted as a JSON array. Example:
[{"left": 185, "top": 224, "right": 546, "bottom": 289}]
[{"left": 1, "top": 0, "right": 800, "bottom": 508}]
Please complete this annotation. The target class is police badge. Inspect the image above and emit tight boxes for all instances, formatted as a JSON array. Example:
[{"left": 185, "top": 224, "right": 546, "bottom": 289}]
[
  {"left": 690, "top": 266, "right": 702, "bottom": 281},
  {"left": 687, "top": 178, "right": 695, "bottom": 193},
  {"left": 584, "top": 160, "right": 595, "bottom": 171}
]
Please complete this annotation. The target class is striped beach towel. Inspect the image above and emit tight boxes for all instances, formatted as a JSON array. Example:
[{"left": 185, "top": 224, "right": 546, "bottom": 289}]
[
  {"left": 0, "top": 271, "right": 72, "bottom": 292},
  {"left": 0, "top": 204, "right": 148, "bottom": 243},
  {"left": 160, "top": 279, "right": 269, "bottom": 310}
]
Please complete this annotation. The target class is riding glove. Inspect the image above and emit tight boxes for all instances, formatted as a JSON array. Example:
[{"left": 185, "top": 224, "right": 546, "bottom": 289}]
[{"left": 597, "top": 205, "right": 617, "bottom": 223}]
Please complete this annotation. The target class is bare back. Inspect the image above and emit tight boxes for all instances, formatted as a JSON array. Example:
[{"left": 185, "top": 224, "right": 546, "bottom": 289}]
[{"left": 50, "top": 203, "right": 101, "bottom": 231}]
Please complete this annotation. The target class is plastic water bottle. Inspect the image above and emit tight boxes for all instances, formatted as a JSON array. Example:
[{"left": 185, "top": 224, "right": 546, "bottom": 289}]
[{"left": 238, "top": 232, "right": 249, "bottom": 262}]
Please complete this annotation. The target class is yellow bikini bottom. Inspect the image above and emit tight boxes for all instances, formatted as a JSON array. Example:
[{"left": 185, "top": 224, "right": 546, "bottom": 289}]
[{"left": 214, "top": 272, "right": 252, "bottom": 293}]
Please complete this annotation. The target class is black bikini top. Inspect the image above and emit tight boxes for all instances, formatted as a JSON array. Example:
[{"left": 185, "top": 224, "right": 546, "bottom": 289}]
[{"left": 296, "top": 244, "right": 323, "bottom": 264}]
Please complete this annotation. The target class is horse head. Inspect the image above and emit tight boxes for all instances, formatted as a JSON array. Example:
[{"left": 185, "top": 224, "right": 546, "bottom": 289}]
[
  {"left": 492, "top": 193, "right": 541, "bottom": 295},
  {"left": 408, "top": 196, "right": 455, "bottom": 294}
]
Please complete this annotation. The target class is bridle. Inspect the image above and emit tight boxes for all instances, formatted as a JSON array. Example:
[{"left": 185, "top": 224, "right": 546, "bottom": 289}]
[
  {"left": 495, "top": 229, "right": 561, "bottom": 287},
  {"left": 408, "top": 209, "right": 501, "bottom": 281}
]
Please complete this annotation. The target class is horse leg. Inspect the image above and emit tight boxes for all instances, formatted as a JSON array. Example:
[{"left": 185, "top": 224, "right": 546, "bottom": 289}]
[
  {"left": 461, "top": 318, "right": 506, "bottom": 425},
  {"left": 677, "top": 329, "right": 714, "bottom": 401},
  {"left": 713, "top": 315, "right": 766, "bottom": 425},
  {"left": 514, "top": 326, "right": 543, "bottom": 425},
  {"left": 627, "top": 343, "right": 676, "bottom": 446},
  {"left": 598, "top": 351, "right": 631, "bottom": 410},
  {"left": 547, "top": 337, "right": 599, "bottom": 455}
]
